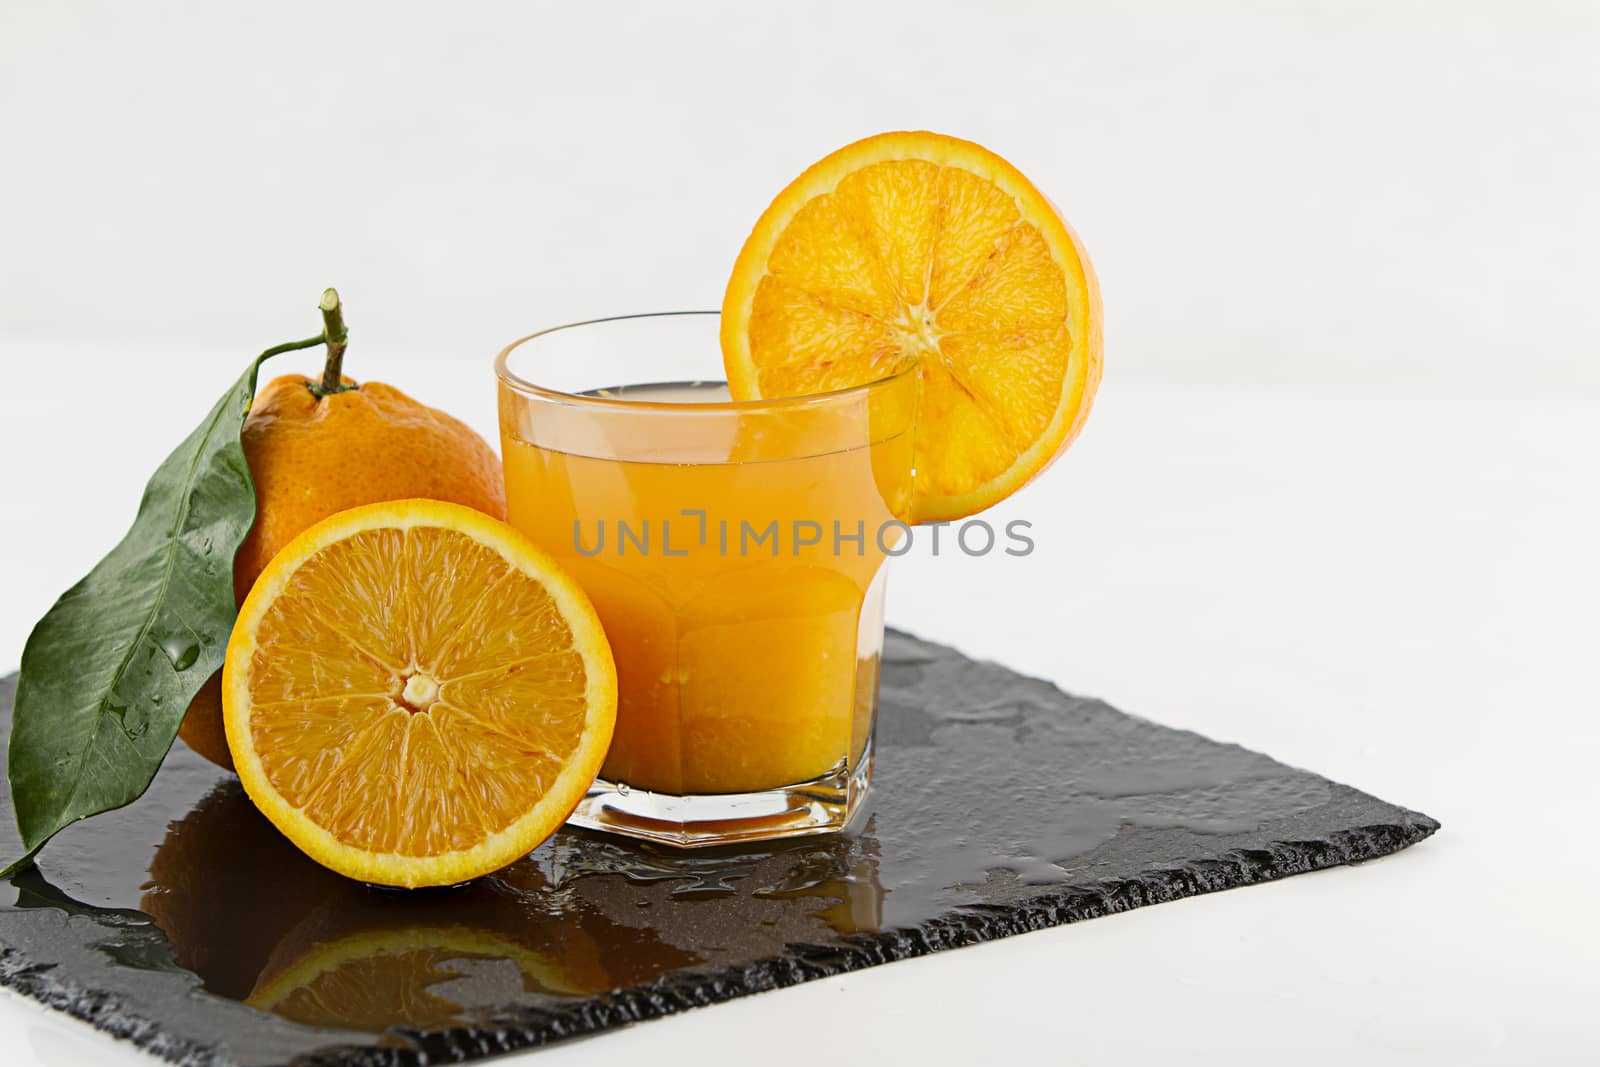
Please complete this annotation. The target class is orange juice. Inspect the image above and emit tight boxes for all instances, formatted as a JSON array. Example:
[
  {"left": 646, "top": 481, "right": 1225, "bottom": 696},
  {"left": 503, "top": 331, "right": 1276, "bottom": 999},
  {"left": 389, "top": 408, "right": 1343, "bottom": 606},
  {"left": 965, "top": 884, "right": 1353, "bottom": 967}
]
[{"left": 500, "top": 381, "right": 913, "bottom": 797}]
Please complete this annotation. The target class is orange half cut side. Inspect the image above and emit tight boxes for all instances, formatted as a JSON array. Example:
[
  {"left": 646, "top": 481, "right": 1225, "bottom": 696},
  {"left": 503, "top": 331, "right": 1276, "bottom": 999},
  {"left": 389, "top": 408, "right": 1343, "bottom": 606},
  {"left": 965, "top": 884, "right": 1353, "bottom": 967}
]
[{"left": 223, "top": 499, "right": 617, "bottom": 889}]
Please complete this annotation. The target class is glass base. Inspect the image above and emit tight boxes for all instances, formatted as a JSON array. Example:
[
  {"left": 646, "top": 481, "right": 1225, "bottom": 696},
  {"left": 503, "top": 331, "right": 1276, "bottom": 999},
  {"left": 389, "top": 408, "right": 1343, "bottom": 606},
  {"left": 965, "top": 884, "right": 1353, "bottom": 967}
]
[{"left": 567, "top": 740, "right": 874, "bottom": 848}]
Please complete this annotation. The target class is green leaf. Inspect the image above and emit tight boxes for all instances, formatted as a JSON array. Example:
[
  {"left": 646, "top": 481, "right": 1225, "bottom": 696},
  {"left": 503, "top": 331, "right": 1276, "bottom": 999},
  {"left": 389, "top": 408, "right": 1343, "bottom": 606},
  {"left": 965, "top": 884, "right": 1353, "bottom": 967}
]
[{"left": 4, "top": 348, "right": 294, "bottom": 872}]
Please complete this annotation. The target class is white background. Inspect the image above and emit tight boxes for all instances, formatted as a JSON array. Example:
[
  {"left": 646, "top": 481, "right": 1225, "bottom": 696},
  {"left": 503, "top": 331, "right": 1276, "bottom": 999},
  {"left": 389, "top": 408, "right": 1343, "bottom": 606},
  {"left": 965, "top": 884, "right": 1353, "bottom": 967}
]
[{"left": 1, "top": 2, "right": 1597, "bottom": 1065}]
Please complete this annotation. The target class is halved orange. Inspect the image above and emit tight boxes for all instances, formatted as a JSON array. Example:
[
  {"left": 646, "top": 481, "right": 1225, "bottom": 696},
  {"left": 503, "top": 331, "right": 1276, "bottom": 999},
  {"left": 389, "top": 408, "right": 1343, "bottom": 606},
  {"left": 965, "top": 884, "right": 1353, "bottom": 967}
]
[
  {"left": 222, "top": 499, "right": 617, "bottom": 889},
  {"left": 722, "top": 131, "right": 1103, "bottom": 522}
]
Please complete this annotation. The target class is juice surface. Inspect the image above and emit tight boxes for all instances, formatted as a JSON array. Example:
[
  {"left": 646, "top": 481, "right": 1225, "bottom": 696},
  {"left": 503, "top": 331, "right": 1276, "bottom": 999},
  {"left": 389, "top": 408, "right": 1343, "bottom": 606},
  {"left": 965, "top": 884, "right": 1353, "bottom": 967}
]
[{"left": 501, "top": 382, "right": 912, "bottom": 796}]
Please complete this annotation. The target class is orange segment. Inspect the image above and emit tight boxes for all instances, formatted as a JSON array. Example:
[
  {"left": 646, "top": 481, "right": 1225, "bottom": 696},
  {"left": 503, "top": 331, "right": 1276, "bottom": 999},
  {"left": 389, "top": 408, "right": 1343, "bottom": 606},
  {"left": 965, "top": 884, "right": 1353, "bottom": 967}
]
[
  {"left": 223, "top": 499, "right": 616, "bottom": 889},
  {"left": 722, "top": 131, "right": 1103, "bottom": 522}
]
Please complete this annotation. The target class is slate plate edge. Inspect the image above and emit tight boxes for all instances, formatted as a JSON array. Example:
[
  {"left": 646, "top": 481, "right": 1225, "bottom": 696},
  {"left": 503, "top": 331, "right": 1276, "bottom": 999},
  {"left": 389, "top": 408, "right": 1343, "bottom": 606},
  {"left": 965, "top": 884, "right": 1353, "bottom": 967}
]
[
  {"left": 288, "top": 807, "right": 1441, "bottom": 1067},
  {"left": 0, "top": 808, "right": 1437, "bottom": 1067}
]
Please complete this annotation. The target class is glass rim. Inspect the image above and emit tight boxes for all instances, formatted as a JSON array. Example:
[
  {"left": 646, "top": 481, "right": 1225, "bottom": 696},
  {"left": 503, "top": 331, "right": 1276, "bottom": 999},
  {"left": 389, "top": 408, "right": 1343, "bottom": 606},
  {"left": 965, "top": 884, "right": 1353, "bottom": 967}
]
[{"left": 494, "top": 310, "right": 917, "bottom": 413}]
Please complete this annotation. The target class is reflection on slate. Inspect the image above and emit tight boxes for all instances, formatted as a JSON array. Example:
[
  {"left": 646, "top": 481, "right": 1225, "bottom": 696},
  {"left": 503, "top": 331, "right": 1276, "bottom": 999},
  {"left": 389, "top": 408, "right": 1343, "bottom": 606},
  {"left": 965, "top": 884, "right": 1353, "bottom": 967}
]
[{"left": 0, "top": 631, "right": 1438, "bottom": 1066}]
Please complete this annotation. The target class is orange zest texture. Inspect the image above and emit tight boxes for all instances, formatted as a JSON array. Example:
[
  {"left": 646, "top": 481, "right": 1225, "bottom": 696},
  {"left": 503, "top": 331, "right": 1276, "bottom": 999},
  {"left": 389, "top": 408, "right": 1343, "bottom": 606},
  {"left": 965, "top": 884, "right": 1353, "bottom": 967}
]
[
  {"left": 722, "top": 131, "right": 1103, "bottom": 522},
  {"left": 222, "top": 500, "right": 616, "bottom": 888}
]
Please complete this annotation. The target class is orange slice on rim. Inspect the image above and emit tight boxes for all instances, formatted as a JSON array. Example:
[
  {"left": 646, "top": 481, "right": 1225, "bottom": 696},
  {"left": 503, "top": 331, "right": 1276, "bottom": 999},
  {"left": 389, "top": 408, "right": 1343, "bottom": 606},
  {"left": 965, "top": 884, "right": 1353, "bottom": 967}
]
[
  {"left": 722, "top": 130, "right": 1103, "bottom": 522},
  {"left": 222, "top": 499, "right": 616, "bottom": 889}
]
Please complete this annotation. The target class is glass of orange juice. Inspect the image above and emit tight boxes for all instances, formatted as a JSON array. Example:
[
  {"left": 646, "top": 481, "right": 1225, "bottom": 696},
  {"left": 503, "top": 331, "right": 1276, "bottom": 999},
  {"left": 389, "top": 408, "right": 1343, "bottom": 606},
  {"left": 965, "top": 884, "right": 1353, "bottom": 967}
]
[{"left": 495, "top": 312, "right": 917, "bottom": 846}]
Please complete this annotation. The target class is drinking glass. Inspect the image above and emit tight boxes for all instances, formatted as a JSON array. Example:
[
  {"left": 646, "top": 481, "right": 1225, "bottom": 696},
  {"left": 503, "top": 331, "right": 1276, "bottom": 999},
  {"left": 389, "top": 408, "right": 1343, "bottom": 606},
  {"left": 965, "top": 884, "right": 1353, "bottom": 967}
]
[{"left": 495, "top": 312, "right": 917, "bottom": 846}]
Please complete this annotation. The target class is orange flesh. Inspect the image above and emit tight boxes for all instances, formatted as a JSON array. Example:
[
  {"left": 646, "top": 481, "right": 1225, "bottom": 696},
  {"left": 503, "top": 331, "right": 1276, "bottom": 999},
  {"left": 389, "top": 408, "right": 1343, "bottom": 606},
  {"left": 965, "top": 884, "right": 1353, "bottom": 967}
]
[
  {"left": 243, "top": 526, "right": 588, "bottom": 858},
  {"left": 750, "top": 161, "right": 1069, "bottom": 502},
  {"left": 724, "top": 135, "right": 1101, "bottom": 523}
]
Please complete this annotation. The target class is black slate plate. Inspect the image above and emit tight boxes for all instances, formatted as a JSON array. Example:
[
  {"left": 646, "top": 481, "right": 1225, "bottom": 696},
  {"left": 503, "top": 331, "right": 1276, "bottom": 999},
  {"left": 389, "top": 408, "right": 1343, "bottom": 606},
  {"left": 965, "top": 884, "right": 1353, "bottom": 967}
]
[{"left": 0, "top": 630, "right": 1437, "bottom": 1066}]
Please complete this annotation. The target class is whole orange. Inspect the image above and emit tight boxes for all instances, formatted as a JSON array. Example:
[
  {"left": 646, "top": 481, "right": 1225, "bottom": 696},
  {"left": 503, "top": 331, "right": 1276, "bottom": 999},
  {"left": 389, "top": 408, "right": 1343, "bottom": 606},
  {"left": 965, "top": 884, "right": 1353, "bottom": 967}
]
[{"left": 178, "top": 372, "right": 506, "bottom": 769}]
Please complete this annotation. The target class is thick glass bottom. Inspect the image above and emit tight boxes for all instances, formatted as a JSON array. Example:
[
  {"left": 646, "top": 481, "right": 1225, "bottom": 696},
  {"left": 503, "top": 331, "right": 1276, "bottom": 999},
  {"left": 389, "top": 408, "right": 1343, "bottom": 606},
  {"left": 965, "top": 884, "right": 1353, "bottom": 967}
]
[{"left": 567, "top": 739, "right": 874, "bottom": 848}]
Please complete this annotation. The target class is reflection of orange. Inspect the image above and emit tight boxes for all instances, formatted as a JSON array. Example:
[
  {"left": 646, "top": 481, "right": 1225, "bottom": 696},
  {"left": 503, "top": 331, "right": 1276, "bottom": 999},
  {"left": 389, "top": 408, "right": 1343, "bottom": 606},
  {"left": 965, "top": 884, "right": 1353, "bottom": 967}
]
[
  {"left": 180, "top": 374, "right": 506, "bottom": 769},
  {"left": 247, "top": 925, "right": 592, "bottom": 1032},
  {"left": 241, "top": 872, "right": 703, "bottom": 1033},
  {"left": 142, "top": 783, "right": 702, "bottom": 1027},
  {"left": 141, "top": 782, "right": 346, "bottom": 1000}
]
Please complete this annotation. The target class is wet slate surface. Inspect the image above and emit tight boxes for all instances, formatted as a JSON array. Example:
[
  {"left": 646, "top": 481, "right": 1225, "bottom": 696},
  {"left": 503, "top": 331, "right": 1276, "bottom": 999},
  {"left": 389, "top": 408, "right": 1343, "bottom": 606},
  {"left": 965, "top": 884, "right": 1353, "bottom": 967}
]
[{"left": 0, "top": 630, "right": 1437, "bottom": 1066}]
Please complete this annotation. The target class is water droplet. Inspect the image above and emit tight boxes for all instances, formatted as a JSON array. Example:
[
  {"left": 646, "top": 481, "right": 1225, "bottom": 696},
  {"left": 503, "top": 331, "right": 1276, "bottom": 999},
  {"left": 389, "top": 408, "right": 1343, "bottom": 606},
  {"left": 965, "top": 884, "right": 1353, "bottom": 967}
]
[
  {"left": 158, "top": 634, "right": 200, "bottom": 672},
  {"left": 100, "top": 697, "right": 149, "bottom": 739}
]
